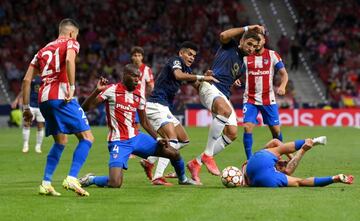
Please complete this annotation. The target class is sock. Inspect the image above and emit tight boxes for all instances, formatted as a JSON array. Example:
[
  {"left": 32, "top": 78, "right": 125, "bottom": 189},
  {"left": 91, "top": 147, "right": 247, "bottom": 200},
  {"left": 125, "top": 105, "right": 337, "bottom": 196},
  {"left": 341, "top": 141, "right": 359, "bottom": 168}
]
[
  {"left": 294, "top": 140, "right": 305, "bottom": 150},
  {"left": 68, "top": 139, "right": 92, "bottom": 178},
  {"left": 273, "top": 132, "right": 283, "bottom": 142},
  {"left": 152, "top": 139, "right": 178, "bottom": 180},
  {"left": 23, "top": 127, "right": 30, "bottom": 146},
  {"left": 204, "top": 115, "right": 228, "bottom": 156},
  {"left": 36, "top": 129, "right": 45, "bottom": 147},
  {"left": 93, "top": 176, "right": 109, "bottom": 187},
  {"left": 170, "top": 157, "right": 186, "bottom": 182},
  {"left": 314, "top": 176, "right": 333, "bottom": 187},
  {"left": 147, "top": 156, "right": 158, "bottom": 164},
  {"left": 177, "top": 140, "right": 189, "bottom": 150},
  {"left": 43, "top": 143, "right": 65, "bottom": 181},
  {"left": 243, "top": 133, "right": 253, "bottom": 160},
  {"left": 213, "top": 135, "right": 232, "bottom": 155}
]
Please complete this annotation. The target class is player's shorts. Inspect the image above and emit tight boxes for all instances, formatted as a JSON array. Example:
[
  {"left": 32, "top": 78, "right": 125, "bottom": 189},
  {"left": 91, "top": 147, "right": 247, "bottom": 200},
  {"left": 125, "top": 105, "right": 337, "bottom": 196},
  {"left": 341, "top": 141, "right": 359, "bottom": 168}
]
[
  {"left": 39, "top": 99, "right": 90, "bottom": 137},
  {"left": 135, "top": 111, "right": 140, "bottom": 124},
  {"left": 29, "top": 106, "right": 45, "bottom": 122},
  {"left": 198, "top": 82, "right": 237, "bottom": 126},
  {"left": 243, "top": 103, "right": 280, "bottom": 126},
  {"left": 108, "top": 133, "right": 158, "bottom": 169},
  {"left": 145, "top": 102, "right": 180, "bottom": 131},
  {"left": 246, "top": 149, "right": 288, "bottom": 187}
]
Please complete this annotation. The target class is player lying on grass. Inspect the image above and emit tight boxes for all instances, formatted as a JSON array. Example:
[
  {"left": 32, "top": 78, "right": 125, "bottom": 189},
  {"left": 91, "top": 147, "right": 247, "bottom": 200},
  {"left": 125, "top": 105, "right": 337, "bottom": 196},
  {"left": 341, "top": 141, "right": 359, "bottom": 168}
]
[
  {"left": 79, "top": 64, "right": 199, "bottom": 188},
  {"left": 241, "top": 136, "right": 354, "bottom": 187}
]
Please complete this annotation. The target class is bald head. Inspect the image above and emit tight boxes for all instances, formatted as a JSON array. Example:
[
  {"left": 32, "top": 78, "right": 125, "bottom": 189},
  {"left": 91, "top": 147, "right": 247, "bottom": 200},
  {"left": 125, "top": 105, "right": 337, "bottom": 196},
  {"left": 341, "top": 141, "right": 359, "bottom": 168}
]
[{"left": 58, "top": 18, "right": 79, "bottom": 39}]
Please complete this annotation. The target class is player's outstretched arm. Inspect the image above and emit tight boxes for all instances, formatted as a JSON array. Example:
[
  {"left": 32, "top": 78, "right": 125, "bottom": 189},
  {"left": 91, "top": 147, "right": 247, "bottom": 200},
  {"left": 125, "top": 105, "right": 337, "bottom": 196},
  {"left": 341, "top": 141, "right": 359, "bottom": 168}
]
[
  {"left": 220, "top": 25, "right": 265, "bottom": 44},
  {"left": 138, "top": 109, "right": 158, "bottom": 139},
  {"left": 81, "top": 77, "right": 108, "bottom": 111},
  {"left": 21, "top": 65, "right": 38, "bottom": 123},
  {"left": 65, "top": 49, "right": 77, "bottom": 103},
  {"left": 276, "top": 68, "right": 288, "bottom": 96},
  {"left": 173, "top": 69, "right": 219, "bottom": 83}
]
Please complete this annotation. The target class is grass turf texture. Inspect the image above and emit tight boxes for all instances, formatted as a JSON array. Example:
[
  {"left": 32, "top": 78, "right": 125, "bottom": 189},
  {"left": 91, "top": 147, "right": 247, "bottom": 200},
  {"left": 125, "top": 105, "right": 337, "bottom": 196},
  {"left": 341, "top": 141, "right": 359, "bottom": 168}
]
[{"left": 0, "top": 126, "right": 359, "bottom": 221}]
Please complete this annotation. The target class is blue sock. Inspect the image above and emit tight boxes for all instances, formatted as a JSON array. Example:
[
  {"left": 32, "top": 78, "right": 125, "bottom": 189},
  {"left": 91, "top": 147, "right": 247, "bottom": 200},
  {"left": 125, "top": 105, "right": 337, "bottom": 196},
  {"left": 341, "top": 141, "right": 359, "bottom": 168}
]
[
  {"left": 170, "top": 157, "right": 186, "bottom": 181},
  {"left": 314, "top": 176, "right": 333, "bottom": 187},
  {"left": 68, "top": 139, "right": 92, "bottom": 178},
  {"left": 294, "top": 140, "right": 305, "bottom": 150},
  {"left": 274, "top": 132, "right": 283, "bottom": 141},
  {"left": 93, "top": 176, "right": 109, "bottom": 187},
  {"left": 243, "top": 133, "right": 253, "bottom": 160},
  {"left": 43, "top": 143, "right": 65, "bottom": 181}
]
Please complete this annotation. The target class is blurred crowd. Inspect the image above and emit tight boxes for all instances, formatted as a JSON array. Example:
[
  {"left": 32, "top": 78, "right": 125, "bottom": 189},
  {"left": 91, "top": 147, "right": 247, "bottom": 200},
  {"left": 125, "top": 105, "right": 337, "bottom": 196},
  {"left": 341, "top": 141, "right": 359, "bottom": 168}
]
[{"left": 293, "top": 0, "right": 360, "bottom": 108}]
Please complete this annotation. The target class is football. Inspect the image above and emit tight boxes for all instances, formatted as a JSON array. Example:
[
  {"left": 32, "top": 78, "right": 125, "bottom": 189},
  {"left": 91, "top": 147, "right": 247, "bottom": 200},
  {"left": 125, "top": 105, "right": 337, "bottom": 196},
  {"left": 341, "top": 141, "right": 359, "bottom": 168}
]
[{"left": 221, "top": 166, "right": 243, "bottom": 188}]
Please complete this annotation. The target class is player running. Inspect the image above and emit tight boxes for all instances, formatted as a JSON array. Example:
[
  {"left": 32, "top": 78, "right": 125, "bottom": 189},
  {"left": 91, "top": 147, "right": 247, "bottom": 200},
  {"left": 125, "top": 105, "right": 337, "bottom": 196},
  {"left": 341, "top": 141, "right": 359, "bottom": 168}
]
[
  {"left": 79, "top": 64, "right": 198, "bottom": 188},
  {"left": 12, "top": 75, "right": 45, "bottom": 153},
  {"left": 140, "top": 41, "right": 218, "bottom": 185},
  {"left": 187, "top": 25, "right": 264, "bottom": 183},
  {"left": 241, "top": 32, "right": 289, "bottom": 160},
  {"left": 22, "top": 18, "right": 94, "bottom": 197},
  {"left": 241, "top": 136, "right": 354, "bottom": 187}
]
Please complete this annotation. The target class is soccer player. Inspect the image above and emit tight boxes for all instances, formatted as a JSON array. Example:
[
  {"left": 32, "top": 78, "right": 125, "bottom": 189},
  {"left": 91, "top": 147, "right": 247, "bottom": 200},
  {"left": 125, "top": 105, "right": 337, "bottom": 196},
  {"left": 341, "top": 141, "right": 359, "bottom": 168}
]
[
  {"left": 241, "top": 136, "right": 354, "bottom": 187},
  {"left": 79, "top": 64, "right": 198, "bottom": 188},
  {"left": 22, "top": 18, "right": 94, "bottom": 197},
  {"left": 130, "top": 46, "right": 154, "bottom": 131},
  {"left": 12, "top": 75, "right": 45, "bottom": 153},
  {"left": 140, "top": 41, "right": 218, "bottom": 185},
  {"left": 187, "top": 25, "right": 264, "bottom": 183},
  {"left": 241, "top": 32, "right": 289, "bottom": 160}
]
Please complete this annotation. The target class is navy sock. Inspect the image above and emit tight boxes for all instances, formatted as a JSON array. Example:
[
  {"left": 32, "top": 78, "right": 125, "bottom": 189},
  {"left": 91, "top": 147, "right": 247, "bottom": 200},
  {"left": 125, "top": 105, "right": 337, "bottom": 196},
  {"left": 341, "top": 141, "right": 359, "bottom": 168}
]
[
  {"left": 43, "top": 143, "right": 65, "bottom": 181},
  {"left": 170, "top": 157, "right": 186, "bottom": 181},
  {"left": 69, "top": 139, "right": 92, "bottom": 178},
  {"left": 93, "top": 176, "right": 109, "bottom": 187},
  {"left": 314, "top": 176, "right": 333, "bottom": 187},
  {"left": 294, "top": 140, "right": 305, "bottom": 150},
  {"left": 243, "top": 133, "right": 253, "bottom": 160},
  {"left": 274, "top": 132, "right": 283, "bottom": 141}
]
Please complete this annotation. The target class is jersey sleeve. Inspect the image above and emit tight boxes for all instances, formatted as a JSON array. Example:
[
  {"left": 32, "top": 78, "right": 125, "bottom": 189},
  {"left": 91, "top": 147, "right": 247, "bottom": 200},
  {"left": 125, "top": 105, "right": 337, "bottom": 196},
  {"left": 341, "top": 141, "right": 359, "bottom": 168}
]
[
  {"left": 273, "top": 51, "right": 285, "bottom": 72},
  {"left": 170, "top": 57, "right": 183, "bottom": 70},
  {"left": 145, "top": 67, "right": 154, "bottom": 83},
  {"left": 97, "top": 84, "right": 115, "bottom": 101},
  {"left": 67, "top": 39, "right": 80, "bottom": 54},
  {"left": 221, "top": 39, "right": 237, "bottom": 50},
  {"left": 138, "top": 95, "right": 146, "bottom": 110},
  {"left": 30, "top": 53, "right": 40, "bottom": 70}
]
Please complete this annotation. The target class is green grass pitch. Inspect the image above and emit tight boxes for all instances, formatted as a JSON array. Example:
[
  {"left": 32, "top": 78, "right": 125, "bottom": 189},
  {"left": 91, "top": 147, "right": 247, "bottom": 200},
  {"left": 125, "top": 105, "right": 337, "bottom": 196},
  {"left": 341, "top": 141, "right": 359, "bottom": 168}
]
[{"left": 0, "top": 126, "right": 359, "bottom": 221}]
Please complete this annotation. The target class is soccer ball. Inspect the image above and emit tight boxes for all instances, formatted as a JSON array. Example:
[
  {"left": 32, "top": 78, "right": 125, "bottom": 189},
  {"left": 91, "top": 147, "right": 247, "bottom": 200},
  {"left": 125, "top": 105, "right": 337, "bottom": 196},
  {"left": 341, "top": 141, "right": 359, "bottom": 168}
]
[{"left": 221, "top": 166, "right": 243, "bottom": 188}]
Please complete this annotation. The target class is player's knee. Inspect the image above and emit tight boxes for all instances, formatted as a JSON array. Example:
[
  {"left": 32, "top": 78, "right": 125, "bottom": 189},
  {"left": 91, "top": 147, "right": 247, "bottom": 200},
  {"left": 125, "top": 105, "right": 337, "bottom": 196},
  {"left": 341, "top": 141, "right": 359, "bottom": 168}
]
[
  {"left": 243, "top": 123, "right": 254, "bottom": 133},
  {"left": 109, "top": 179, "right": 122, "bottom": 188},
  {"left": 224, "top": 128, "right": 237, "bottom": 141},
  {"left": 82, "top": 132, "right": 95, "bottom": 143}
]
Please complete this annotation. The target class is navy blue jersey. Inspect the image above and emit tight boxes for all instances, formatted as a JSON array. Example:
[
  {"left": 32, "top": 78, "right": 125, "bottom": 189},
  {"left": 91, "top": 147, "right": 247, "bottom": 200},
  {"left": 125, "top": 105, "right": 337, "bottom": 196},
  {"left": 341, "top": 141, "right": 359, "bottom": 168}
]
[
  {"left": 212, "top": 39, "right": 244, "bottom": 98},
  {"left": 30, "top": 75, "right": 42, "bottom": 107},
  {"left": 148, "top": 56, "right": 192, "bottom": 106}
]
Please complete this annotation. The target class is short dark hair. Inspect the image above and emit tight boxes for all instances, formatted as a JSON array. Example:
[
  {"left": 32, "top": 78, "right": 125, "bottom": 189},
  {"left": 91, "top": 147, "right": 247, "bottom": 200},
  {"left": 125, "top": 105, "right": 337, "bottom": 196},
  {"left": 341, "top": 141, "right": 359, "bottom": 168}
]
[
  {"left": 242, "top": 30, "right": 261, "bottom": 42},
  {"left": 124, "top": 63, "right": 140, "bottom": 75},
  {"left": 131, "top": 46, "right": 144, "bottom": 56},
  {"left": 59, "top": 18, "right": 79, "bottom": 30},
  {"left": 179, "top": 41, "right": 198, "bottom": 52}
]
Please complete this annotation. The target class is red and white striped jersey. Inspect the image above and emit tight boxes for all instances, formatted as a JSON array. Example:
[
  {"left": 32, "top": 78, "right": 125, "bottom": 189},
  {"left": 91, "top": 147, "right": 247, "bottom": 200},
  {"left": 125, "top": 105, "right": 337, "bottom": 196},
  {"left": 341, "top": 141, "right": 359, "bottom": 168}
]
[
  {"left": 30, "top": 37, "right": 80, "bottom": 103},
  {"left": 243, "top": 49, "right": 283, "bottom": 105},
  {"left": 138, "top": 63, "right": 154, "bottom": 98},
  {"left": 98, "top": 83, "right": 145, "bottom": 141}
]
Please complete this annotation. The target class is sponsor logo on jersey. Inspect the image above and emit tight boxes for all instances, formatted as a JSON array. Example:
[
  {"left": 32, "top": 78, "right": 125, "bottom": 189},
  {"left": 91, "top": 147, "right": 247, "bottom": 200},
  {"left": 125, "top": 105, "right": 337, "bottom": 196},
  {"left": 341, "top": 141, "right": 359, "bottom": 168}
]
[
  {"left": 248, "top": 70, "right": 270, "bottom": 76},
  {"left": 116, "top": 103, "right": 137, "bottom": 112}
]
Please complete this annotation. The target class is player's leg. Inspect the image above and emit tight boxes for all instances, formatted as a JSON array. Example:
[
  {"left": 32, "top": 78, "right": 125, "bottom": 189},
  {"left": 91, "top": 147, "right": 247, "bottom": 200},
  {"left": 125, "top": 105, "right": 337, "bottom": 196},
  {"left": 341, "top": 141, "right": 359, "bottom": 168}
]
[
  {"left": 286, "top": 174, "right": 354, "bottom": 187},
  {"left": 261, "top": 104, "right": 283, "bottom": 141},
  {"left": 242, "top": 103, "right": 259, "bottom": 160},
  {"left": 22, "top": 119, "right": 31, "bottom": 153},
  {"left": 34, "top": 107, "right": 45, "bottom": 153}
]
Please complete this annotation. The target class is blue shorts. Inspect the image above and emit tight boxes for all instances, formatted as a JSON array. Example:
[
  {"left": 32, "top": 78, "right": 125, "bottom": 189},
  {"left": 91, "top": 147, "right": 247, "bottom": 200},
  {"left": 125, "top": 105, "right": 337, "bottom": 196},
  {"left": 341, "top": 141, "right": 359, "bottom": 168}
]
[
  {"left": 135, "top": 112, "right": 140, "bottom": 124},
  {"left": 108, "top": 133, "right": 158, "bottom": 169},
  {"left": 243, "top": 103, "right": 280, "bottom": 126},
  {"left": 39, "top": 99, "right": 90, "bottom": 137},
  {"left": 246, "top": 149, "right": 288, "bottom": 187}
]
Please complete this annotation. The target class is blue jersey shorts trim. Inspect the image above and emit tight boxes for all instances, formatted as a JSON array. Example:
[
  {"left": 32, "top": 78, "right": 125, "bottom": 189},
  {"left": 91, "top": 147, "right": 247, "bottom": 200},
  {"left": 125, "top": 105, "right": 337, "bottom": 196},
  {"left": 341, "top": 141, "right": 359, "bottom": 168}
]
[
  {"left": 108, "top": 133, "right": 158, "bottom": 169},
  {"left": 243, "top": 103, "right": 280, "bottom": 126},
  {"left": 246, "top": 149, "right": 288, "bottom": 187},
  {"left": 39, "top": 99, "right": 90, "bottom": 137}
]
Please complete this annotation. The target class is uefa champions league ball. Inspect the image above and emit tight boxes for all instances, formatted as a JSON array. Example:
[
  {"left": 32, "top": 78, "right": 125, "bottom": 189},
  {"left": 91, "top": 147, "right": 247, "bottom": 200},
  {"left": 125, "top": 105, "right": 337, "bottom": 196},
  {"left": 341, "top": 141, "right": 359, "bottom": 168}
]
[{"left": 221, "top": 166, "right": 243, "bottom": 188}]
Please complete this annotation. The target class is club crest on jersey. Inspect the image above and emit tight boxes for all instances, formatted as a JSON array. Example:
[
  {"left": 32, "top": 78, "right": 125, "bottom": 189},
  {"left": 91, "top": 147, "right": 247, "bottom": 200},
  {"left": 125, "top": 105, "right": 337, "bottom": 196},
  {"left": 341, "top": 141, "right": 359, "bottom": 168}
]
[
  {"left": 112, "top": 154, "right": 118, "bottom": 159},
  {"left": 264, "top": 59, "right": 269, "bottom": 65},
  {"left": 173, "top": 60, "right": 182, "bottom": 69}
]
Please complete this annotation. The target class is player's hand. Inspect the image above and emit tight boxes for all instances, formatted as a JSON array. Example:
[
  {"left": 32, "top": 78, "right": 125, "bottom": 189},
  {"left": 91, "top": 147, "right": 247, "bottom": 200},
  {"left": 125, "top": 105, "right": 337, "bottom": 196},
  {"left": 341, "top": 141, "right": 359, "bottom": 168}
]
[
  {"left": 249, "top": 25, "right": 265, "bottom": 34},
  {"left": 11, "top": 101, "right": 18, "bottom": 109},
  {"left": 96, "top": 77, "right": 108, "bottom": 91},
  {"left": 23, "top": 108, "right": 33, "bottom": 124},
  {"left": 234, "top": 79, "right": 242, "bottom": 87},
  {"left": 204, "top": 70, "right": 214, "bottom": 76},
  {"left": 64, "top": 89, "right": 75, "bottom": 103},
  {"left": 276, "top": 86, "right": 286, "bottom": 96},
  {"left": 204, "top": 75, "right": 219, "bottom": 83}
]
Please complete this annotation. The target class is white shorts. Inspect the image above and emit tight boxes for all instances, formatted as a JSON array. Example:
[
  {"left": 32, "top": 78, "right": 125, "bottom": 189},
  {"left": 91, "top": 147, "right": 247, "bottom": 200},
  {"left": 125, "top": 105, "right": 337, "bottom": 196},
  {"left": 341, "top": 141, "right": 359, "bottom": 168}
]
[
  {"left": 30, "top": 106, "right": 45, "bottom": 122},
  {"left": 145, "top": 102, "right": 180, "bottom": 131},
  {"left": 198, "top": 82, "right": 237, "bottom": 126}
]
